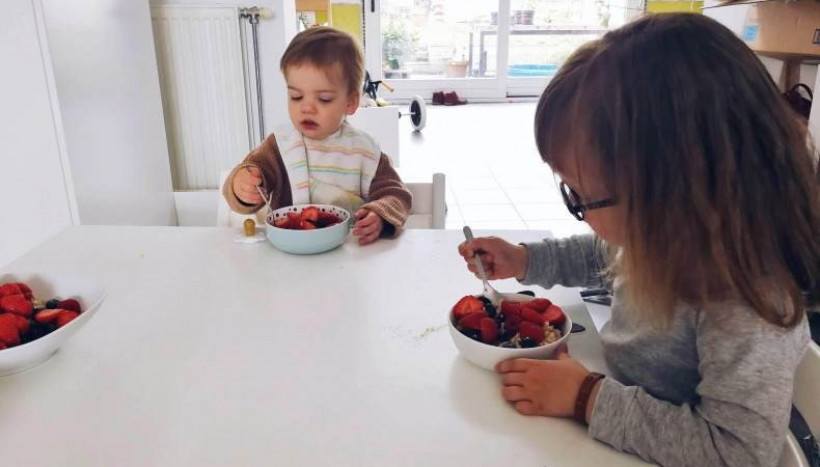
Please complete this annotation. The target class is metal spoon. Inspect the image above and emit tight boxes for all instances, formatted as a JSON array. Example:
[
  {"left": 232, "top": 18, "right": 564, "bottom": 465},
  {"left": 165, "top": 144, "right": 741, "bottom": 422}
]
[
  {"left": 462, "top": 226, "right": 502, "bottom": 306},
  {"left": 256, "top": 184, "right": 273, "bottom": 210}
]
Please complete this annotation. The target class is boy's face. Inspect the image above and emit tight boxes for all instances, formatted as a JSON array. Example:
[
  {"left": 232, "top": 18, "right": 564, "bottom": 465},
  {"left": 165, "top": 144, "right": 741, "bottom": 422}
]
[{"left": 285, "top": 63, "right": 359, "bottom": 140}]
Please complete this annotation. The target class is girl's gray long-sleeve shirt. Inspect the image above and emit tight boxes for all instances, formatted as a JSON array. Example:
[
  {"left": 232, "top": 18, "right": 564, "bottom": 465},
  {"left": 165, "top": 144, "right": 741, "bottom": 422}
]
[{"left": 521, "top": 234, "right": 809, "bottom": 467}]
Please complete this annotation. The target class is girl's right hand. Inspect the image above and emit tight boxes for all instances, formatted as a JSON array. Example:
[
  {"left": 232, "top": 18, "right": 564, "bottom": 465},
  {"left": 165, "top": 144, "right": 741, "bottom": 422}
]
[
  {"left": 457, "top": 236, "right": 529, "bottom": 281},
  {"left": 232, "top": 166, "right": 263, "bottom": 205}
]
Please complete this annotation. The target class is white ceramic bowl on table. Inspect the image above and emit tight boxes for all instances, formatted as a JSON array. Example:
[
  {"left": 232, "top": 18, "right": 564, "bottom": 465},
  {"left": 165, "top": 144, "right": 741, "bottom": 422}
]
[
  {"left": 0, "top": 273, "right": 105, "bottom": 376},
  {"left": 265, "top": 204, "right": 351, "bottom": 255},
  {"left": 449, "top": 292, "right": 572, "bottom": 371}
]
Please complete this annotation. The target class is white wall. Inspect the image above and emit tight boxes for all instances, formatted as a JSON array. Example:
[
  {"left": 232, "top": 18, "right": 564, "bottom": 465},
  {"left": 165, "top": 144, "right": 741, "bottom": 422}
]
[
  {"left": 40, "top": 0, "right": 177, "bottom": 225},
  {"left": 0, "top": 0, "right": 76, "bottom": 267}
]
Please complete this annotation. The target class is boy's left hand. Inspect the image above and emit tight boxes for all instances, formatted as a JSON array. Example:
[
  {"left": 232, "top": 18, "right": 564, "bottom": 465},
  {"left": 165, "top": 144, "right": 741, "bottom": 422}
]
[
  {"left": 353, "top": 209, "right": 384, "bottom": 245},
  {"left": 496, "top": 346, "right": 591, "bottom": 418}
]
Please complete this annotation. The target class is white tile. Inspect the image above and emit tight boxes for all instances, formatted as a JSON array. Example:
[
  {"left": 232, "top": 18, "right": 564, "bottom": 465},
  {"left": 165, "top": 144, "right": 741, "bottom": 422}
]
[
  {"left": 515, "top": 203, "right": 575, "bottom": 221},
  {"left": 494, "top": 172, "right": 555, "bottom": 189},
  {"left": 448, "top": 175, "right": 500, "bottom": 191},
  {"left": 466, "top": 219, "right": 528, "bottom": 230},
  {"left": 504, "top": 187, "right": 563, "bottom": 204},
  {"left": 461, "top": 204, "right": 522, "bottom": 222},
  {"left": 445, "top": 202, "right": 463, "bottom": 224},
  {"left": 526, "top": 220, "right": 593, "bottom": 237},
  {"left": 455, "top": 189, "right": 510, "bottom": 205}
]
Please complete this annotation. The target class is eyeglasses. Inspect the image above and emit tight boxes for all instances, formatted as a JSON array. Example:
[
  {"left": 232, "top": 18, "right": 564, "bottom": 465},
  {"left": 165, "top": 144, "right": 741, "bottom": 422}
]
[{"left": 559, "top": 181, "right": 617, "bottom": 221}]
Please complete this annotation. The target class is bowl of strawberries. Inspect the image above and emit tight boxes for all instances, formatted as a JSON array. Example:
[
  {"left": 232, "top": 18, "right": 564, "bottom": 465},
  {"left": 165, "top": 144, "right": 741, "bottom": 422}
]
[
  {"left": 448, "top": 292, "right": 571, "bottom": 370},
  {"left": 0, "top": 274, "right": 104, "bottom": 376},
  {"left": 266, "top": 204, "right": 350, "bottom": 255}
]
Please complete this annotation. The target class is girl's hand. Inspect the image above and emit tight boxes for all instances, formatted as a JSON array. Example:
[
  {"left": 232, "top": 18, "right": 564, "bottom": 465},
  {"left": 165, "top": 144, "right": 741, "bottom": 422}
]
[
  {"left": 232, "top": 166, "right": 264, "bottom": 205},
  {"left": 353, "top": 209, "right": 384, "bottom": 245},
  {"left": 496, "top": 347, "right": 591, "bottom": 418},
  {"left": 457, "top": 237, "right": 529, "bottom": 280}
]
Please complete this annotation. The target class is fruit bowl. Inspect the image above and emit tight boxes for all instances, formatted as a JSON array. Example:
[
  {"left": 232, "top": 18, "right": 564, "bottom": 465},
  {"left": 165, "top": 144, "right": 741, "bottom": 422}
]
[
  {"left": 448, "top": 292, "right": 572, "bottom": 371},
  {"left": 0, "top": 273, "right": 105, "bottom": 376},
  {"left": 265, "top": 204, "right": 350, "bottom": 255}
]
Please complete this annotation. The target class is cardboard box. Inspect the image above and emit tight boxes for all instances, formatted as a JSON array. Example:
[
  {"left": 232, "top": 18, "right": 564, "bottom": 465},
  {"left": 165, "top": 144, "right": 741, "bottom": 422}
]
[{"left": 720, "top": 0, "right": 820, "bottom": 59}]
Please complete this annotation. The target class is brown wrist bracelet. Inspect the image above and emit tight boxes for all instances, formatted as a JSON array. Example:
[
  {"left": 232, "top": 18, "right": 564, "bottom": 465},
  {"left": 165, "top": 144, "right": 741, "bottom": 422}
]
[{"left": 574, "top": 372, "right": 605, "bottom": 425}]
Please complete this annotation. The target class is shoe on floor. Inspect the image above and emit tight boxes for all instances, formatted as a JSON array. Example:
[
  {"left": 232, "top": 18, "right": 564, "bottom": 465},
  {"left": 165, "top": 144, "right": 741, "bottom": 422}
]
[
  {"left": 443, "top": 91, "right": 467, "bottom": 106},
  {"left": 432, "top": 91, "right": 445, "bottom": 105}
]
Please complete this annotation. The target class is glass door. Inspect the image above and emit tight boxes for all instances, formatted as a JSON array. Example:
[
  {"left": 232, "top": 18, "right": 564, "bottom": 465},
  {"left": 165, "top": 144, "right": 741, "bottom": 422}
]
[{"left": 364, "top": 0, "right": 509, "bottom": 101}]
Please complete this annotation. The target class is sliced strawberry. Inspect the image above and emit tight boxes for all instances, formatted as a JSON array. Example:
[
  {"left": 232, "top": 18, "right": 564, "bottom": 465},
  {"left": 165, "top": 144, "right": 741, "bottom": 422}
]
[
  {"left": 526, "top": 298, "right": 552, "bottom": 312},
  {"left": 0, "top": 342, "right": 6, "bottom": 350},
  {"left": 0, "top": 314, "right": 21, "bottom": 346},
  {"left": 0, "top": 283, "right": 22, "bottom": 297},
  {"left": 543, "top": 305, "right": 565, "bottom": 326},
  {"left": 299, "top": 220, "right": 316, "bottom": 230},
  {"left": 277, "top": 212, "right": 301, "bottom": 229},
  {"left": 500, "top": 301, "right": 522, "bottom": 316},
  {"left": 301, "top": 206, "right": 319, "bottom": 223},
  {"left": 35, "top": 308, "right": 62, "bottom": 324},
  {"left": 479, "top": 317, "right": 499, "bottom": 344},
  {"left": 504, "top": 313, "right": 523, "bottom": 333},
  {"left": 458, "top": 311, "right": 487, "bottom": 331},
  {"left": 58, "top": 299, "right": 81, "bottom": 313},
  {"left": 519, "top": 321, "right": 545, "bottom": 345},
  {"left": 11, "top": 283, "right": 34, "bottom": 300},
  {"left": 521, "top": 307, "right": 546, "bottom": 326},
  {"left": 55, "top": 310, "right": 79, "bottom": 328},
  {"left": 273, "top": 217, "right": 290, "bottom": 228},
  {"left": 10, "top": 314, "right": 30, "bottom": 334},
  {"left": 452, "top": 295, "right": 485, "bottom": 320},
  {"left": 0, "top": 294, "right": 33, "bottom": 317}
]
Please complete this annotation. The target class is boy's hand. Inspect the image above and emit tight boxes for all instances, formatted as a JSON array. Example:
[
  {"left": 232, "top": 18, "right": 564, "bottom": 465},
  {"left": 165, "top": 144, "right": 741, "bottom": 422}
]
[
  {"left": 232, "top": 166, "right": 264, "bottom": 205},
  {"left": 353, "top": 209, "right": 384, "bottom": 245},
  {"left": 496, "top": 347, "right": 593, "bottom": 419},
  {"left": 458, "top": 237, "right": 529, "bottom": 281}
]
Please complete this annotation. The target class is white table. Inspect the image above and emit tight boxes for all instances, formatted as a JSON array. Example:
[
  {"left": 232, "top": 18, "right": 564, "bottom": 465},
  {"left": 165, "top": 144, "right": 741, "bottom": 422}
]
[{"left": 0, "top": 227, "right": 648, "bottom": 466}]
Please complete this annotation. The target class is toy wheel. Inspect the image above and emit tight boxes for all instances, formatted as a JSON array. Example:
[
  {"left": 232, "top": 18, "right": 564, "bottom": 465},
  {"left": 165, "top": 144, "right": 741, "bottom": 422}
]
[{"left": 409, "top": 95, "right": 426, "bottom": 131}]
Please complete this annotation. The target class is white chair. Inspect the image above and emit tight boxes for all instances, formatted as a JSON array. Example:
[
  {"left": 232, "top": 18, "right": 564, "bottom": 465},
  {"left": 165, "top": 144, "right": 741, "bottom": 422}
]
[
  {"left": 216, "top": 170, "right": 267, "bottom": 228},
  {"left": 779, "top": 339, "right": 820, "bottom": 467},
  {"left": 405, "top": 172, "right": 446, "bottom": 229}
]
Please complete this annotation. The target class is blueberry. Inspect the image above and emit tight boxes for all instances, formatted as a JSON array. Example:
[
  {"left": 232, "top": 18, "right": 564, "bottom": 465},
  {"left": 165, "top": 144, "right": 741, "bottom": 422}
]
[
  {"left": 520, "top": 337, "right": 537, "bottom": 348},
  {"left": 45, "top": 299, "right": 60, "bottom": 309},
  {"left": 22, "top": 322, "right": 54, "bottom": 343},
  {"left": 483, "top": 302, "right": 497, "bottom": 318},
  {"left": 499, "top": 329, "right": 516, "bottom": 342},
  {"left": 477, "top": 296, "right": 492, "bottom": 306},
  {"left": 517, "top": 290, "right": 535, "bottom": 297},
  {"left": 460, "top": 328, "right": 481, "bottom": 341}
]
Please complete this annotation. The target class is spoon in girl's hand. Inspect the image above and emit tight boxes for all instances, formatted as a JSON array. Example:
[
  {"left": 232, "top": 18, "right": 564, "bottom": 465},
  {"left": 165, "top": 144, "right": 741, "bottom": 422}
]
[{"left": 463, "top": 226, "right": 503, "bottom": 306}]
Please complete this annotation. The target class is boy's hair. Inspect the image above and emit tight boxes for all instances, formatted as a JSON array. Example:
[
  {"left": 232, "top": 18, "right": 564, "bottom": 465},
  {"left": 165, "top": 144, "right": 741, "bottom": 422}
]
[
  {"left": 535, "top": 13, "right": 819, "bottom": 327},
  {"left": 280, "top": 27, "right": 363, "bottom": 96}
]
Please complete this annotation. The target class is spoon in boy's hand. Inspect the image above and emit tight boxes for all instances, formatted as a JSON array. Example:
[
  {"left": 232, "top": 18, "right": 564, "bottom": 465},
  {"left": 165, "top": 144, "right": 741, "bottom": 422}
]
[
  {"left": 463, "top": 226, "right": 503, "bottom": 306},
  {"left": 255, "top": 184, "right": 273, "bottom": 211}
]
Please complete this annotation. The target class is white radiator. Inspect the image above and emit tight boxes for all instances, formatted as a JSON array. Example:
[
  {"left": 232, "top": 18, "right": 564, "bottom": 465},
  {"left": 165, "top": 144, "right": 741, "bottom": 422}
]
[{"left": 151, "top": 6, "right": 252, "bottom": 190}]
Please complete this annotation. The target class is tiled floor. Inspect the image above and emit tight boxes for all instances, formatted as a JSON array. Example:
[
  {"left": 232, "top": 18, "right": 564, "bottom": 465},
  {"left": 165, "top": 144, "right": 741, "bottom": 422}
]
[{"left": 397, "top": 102, "right": 593, "bottom": 237}]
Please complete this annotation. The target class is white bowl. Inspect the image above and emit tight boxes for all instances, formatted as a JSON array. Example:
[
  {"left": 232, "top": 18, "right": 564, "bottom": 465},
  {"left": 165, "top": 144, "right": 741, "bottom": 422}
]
[
  {"left": 0, "top": 273, "right": 105, "bottom": 376},
  {"left": 265, "top": 204, "right": 351, "bottom": 255},
  {"left": 448, "top": 293, "right": 572, "bottom": 371}
]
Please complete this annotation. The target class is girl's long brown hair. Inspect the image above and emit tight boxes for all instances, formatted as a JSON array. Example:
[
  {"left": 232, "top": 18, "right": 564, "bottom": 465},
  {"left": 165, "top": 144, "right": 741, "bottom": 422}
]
[{"left": 535, "top": 13, "right": 819, "bottom": 327}]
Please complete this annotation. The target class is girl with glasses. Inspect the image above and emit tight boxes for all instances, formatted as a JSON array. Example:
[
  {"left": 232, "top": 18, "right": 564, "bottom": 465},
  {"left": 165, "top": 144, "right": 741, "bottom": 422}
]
[{"left": 458, "top": 13, "right": 819, "bottom": 467}]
